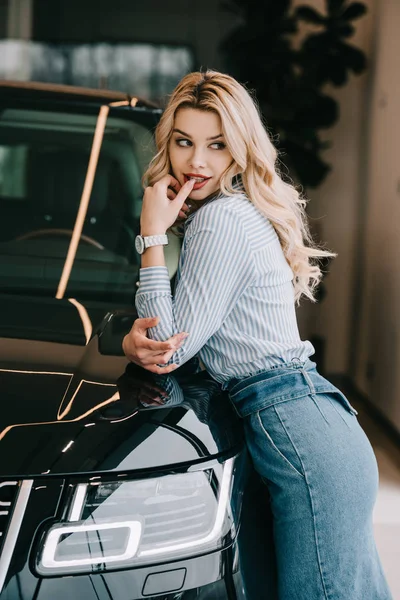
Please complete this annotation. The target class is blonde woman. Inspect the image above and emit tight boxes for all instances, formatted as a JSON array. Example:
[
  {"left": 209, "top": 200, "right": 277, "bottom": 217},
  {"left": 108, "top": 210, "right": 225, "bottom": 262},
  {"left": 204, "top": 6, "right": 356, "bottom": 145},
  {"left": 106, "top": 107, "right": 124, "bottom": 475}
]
[{"left": 123, "top": 70, "right": 392, "bottom": 599}]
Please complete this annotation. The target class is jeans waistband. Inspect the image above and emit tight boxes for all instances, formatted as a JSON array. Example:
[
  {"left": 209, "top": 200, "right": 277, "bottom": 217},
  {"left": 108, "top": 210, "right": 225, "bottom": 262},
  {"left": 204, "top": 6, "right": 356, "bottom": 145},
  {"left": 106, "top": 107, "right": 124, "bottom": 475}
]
[
  {"left": 226, "top": 359, "right": 351, "bottom": 418},
  {"left": 226, "top": 358, "right": 316, "bottom": 394}
]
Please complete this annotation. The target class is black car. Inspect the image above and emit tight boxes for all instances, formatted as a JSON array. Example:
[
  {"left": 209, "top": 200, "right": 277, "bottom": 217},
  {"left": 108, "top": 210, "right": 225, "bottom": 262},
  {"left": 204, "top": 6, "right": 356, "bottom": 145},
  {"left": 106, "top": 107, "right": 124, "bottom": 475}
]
[{"left": 0, "top": 81, "right": 276, "bottom": 600}]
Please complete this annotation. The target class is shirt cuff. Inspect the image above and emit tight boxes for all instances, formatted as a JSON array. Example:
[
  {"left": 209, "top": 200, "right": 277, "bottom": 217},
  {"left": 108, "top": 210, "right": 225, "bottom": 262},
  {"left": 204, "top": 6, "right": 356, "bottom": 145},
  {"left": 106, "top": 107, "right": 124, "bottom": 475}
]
[{"left": 138, "top": 266, "right": 171, "bottom": 294}]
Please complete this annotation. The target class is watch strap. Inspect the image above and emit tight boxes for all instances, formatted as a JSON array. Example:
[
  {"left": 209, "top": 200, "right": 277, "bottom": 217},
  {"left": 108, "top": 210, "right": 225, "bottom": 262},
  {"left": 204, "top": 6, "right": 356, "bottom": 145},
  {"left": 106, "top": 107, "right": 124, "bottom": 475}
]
[{"left": 143, "top": 234, "right": 168, "bottom": 249}]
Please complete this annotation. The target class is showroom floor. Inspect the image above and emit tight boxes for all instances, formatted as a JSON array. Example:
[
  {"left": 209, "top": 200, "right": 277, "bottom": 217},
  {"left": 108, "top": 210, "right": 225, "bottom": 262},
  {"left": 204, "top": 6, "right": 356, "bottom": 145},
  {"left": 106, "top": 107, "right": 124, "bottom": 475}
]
[{"left": 350, "top": 394, "right": 400, "bottom": 599}]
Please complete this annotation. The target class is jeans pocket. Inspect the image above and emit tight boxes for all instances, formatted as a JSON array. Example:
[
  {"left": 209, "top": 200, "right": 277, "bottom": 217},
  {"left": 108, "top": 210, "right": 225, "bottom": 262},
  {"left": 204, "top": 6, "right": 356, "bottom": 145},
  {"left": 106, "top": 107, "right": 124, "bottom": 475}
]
[{"left": 256, "top": 407, "right": 305, "bottom": 479}]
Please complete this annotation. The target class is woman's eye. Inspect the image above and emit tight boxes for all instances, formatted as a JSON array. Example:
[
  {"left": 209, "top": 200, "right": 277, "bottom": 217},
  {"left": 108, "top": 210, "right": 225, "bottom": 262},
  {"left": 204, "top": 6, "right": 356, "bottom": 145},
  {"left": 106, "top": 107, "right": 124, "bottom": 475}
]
[
  {"left": 175, "top": 138, "right": 226, "bottom": 150},
  {"left": 210, "top": 142, "right": 226, "bottom": 150},
  {"left": 176, "top": 138, "right": 192, "bottom": 147}
]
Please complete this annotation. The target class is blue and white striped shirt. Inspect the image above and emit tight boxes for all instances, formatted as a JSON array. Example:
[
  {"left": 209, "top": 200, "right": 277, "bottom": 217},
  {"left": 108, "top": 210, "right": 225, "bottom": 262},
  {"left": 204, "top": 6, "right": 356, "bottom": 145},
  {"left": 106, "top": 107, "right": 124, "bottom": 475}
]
[{"left": 135, "top": 192, "right": 315, "bottom": 387}]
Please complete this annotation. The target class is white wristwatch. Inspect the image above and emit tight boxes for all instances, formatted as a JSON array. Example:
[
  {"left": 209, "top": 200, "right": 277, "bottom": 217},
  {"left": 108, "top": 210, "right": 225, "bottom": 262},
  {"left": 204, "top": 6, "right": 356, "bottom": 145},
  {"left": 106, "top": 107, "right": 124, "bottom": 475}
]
[{"left": 135, "top": 233, "right": 168, "bottom": 255}]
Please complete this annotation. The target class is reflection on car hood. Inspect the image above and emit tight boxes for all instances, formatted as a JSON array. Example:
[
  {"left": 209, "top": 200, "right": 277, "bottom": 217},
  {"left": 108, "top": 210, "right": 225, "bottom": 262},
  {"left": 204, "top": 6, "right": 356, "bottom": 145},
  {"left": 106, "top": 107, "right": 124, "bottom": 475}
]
[{"left": 0, "top": 295, "right": 243, "bottom": 478}]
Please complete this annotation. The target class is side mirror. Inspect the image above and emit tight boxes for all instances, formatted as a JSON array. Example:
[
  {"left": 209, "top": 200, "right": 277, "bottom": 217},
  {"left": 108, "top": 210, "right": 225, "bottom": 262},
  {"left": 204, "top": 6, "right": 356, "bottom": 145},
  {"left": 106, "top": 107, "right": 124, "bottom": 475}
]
[{"left": 97, "top": 309, "right": 137, "bottom": 356}]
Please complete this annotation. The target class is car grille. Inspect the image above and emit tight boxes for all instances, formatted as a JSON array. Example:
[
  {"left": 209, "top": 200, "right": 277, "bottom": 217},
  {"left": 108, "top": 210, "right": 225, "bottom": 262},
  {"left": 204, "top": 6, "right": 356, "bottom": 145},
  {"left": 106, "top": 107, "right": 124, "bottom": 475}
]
[{"left": 0, "top": 481, "right": 19, "bottom": 555}]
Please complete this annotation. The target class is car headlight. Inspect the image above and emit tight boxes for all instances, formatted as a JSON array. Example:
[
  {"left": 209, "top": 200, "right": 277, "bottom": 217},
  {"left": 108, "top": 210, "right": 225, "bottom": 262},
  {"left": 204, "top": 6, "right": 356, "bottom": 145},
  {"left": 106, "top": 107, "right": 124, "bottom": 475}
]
[{"left": 35, "top": 457, "right": 238, "bottom": 575}]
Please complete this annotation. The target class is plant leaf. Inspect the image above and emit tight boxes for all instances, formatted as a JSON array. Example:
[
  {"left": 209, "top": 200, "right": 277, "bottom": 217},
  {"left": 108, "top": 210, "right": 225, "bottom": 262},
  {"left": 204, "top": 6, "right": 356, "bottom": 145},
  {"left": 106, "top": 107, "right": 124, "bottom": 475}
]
[
  {"left": 314, "top": 57, "right": 347, "bottom": 86},
  {"left": 296, "top": 6, "right": 325, "bottom": 24},
  {"left": 302, "top": 32, "right": 330, "bottom": 53},
  {"left": 328, "top": 0, "right": 347, "bottom": 16},
  {"left": 341, "top": 2, "right": 368, "bottom": 21},
  {"left": 331, "top": 63, "right": 348, "bottom": 85},
  {"left": 301, "top": 94, "right": 338, "bottom": 128},
  {"left": 338, "top": 42, "right": 367, "bottom": 73},
  {"left": 336, "top": 23, "right": 355, "bottom": 37}
]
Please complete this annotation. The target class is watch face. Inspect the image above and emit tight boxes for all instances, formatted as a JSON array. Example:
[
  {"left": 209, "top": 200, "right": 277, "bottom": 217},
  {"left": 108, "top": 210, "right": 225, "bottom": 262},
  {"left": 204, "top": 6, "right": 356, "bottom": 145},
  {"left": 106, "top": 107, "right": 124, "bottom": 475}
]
[{"left": 135, "top": 235, "right": 144, "bottom": 254}]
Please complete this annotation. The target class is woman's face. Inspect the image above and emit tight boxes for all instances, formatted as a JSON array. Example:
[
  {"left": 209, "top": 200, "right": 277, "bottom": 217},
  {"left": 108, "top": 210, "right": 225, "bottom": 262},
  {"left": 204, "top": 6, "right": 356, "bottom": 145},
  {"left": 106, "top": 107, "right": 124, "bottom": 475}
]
[{"left": 169, "top": 108, "right": 233, "bottom": 201}]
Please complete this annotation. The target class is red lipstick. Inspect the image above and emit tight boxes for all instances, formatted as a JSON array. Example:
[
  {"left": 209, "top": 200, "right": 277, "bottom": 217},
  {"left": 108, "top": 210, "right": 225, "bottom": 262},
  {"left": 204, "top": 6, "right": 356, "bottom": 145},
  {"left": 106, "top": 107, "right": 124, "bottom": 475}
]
[{"left": 184, "top": 173, "right": 212, "bottom": 190}]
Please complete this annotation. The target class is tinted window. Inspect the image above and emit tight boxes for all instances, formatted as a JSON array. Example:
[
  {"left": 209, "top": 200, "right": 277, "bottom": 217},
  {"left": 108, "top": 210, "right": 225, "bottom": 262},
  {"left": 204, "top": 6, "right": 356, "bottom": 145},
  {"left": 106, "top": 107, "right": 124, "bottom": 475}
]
[{"left": 0, "top": 107, "right": 155, "bottom": 303}]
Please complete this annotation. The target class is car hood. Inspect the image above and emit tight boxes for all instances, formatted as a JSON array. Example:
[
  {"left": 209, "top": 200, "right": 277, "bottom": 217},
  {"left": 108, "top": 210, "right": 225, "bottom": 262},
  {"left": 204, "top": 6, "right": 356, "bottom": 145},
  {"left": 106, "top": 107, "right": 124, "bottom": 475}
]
[{"left": 0, "top": 294, "right": 243, "bottom": 478}]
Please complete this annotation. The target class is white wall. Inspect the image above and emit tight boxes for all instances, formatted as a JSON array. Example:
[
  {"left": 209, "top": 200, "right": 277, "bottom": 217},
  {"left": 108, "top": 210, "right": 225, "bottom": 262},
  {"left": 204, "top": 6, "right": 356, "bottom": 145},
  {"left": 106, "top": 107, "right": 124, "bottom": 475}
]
[{"left": 353, "top": 0, "right": 400, "bottom": 432}]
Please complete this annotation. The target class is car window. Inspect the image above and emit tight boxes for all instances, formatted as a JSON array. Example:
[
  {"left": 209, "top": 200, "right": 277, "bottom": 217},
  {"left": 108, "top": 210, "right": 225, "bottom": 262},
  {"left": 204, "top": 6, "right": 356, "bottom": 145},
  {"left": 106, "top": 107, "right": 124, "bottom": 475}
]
[{"left": 0, "top": 107, "right": 156, "bottom": 304}]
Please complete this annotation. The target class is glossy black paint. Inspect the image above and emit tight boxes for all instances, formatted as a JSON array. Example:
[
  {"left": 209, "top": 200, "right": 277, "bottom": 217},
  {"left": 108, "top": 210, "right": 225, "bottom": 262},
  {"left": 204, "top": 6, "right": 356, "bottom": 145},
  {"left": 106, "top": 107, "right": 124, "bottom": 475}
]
[{"left": 0, "top": 307, "right": 244, "bottom": 478}]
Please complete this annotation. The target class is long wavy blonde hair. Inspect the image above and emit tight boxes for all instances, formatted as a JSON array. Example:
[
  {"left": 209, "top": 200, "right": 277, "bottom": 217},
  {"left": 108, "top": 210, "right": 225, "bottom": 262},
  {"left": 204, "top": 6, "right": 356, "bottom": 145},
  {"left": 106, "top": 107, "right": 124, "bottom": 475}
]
[{"left": 143, "top": 70, "right": 336, "bottom": 305}]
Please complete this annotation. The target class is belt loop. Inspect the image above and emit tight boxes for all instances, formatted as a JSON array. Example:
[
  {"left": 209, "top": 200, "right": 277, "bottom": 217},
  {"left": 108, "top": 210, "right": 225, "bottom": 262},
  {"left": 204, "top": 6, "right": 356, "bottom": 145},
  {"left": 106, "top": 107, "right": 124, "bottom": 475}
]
[{"left": 300, "top": 367, "right": 316, "bottom": 395}]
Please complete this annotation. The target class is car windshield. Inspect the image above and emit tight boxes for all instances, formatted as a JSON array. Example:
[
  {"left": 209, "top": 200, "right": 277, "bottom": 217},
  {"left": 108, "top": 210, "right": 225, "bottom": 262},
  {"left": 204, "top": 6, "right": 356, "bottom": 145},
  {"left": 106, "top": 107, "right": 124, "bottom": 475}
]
[{"left": 0, "top": 106, "right": 156, "bottom": 304}]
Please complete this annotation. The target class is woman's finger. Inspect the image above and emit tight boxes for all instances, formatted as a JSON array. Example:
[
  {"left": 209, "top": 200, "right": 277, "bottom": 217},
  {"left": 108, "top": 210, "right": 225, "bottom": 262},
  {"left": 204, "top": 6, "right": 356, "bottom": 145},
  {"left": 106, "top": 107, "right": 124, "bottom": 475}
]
[
  {"left": 142, "top": 350, "right": 174, "bottom": 367},
  {"left": 168, "top": 177, "right": 182, "bottom": 192},
  {"left": 176, "top": 202, "right": 189, "bottom": 219},
  {"left": 140, "top": 346, "right": 180, "bottom": 364},
  {"left": 141, "top": 337, "right": 178, "bottom": 353},
  {"left": 153, "top": 349, "right": 176, "bottom": 365},
  {"left": 144, "top": 363, "right": 178, "bottom": 375},
  {"left": 173, "top": 178, "right": 196, "bottom": 207},
  {"left": 143, "top": 337, "right": 186, "bottom": 359},
  {"left": 157, "top": 173, "right": 180, "bottom": 191}
]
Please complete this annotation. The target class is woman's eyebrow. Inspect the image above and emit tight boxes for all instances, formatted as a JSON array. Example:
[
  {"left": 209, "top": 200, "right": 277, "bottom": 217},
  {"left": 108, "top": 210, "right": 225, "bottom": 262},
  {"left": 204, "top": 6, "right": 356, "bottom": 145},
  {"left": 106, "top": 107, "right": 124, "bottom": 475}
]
[{"left": 172, "top": 128, "right": 224, "bottom": 140}]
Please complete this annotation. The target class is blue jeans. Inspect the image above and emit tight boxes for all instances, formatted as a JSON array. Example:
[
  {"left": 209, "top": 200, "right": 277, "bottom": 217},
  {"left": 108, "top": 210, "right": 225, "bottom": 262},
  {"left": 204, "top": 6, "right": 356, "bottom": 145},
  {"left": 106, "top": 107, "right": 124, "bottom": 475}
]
[{"left": 227, "top": 359, "right": 393, "bottom": 600}]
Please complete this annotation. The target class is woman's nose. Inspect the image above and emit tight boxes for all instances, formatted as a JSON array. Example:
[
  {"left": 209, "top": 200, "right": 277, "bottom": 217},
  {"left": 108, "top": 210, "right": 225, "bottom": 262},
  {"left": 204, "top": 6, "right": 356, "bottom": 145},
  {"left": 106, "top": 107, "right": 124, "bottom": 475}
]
[{"left": 189, "top": 147, "right": 206, "bottom": 169}]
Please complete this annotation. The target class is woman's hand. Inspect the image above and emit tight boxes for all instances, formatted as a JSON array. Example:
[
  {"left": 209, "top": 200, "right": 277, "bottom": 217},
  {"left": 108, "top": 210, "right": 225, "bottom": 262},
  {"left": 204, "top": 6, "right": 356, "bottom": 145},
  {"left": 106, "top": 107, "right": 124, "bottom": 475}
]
[
  {"left": 122, "top": 316, "right": 188, "bottom": 374},
  {"left": 140, "top": 175, "right": 195, "bottom": 235}
]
